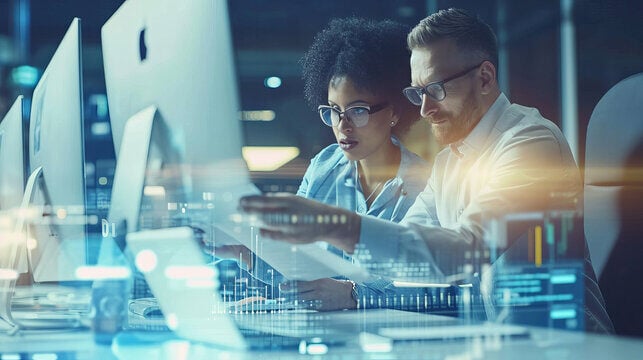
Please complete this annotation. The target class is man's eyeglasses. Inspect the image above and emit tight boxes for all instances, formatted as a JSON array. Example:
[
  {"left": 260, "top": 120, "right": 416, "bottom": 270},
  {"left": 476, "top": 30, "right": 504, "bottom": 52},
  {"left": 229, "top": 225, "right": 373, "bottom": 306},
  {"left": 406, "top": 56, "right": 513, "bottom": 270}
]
[
  {"left": 317, "top": 103, "right": 388, "bottom": 128},
  {"left": 403, "top": 61, "right": 485, "bottom": 105}
]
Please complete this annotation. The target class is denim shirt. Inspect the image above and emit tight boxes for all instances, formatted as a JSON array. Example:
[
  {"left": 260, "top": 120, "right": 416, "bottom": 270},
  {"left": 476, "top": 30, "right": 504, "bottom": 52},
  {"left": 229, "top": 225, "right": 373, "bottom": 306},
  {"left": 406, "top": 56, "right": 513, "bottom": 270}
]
[
  {"left": 297, "top": 136, "right": 429, "bottom": 221},
  {"left": 296, "top": 137, "right": 434, "bottom": 308},
  {"left": 248, "top": 137, "right": 433, "bottom": 308}
]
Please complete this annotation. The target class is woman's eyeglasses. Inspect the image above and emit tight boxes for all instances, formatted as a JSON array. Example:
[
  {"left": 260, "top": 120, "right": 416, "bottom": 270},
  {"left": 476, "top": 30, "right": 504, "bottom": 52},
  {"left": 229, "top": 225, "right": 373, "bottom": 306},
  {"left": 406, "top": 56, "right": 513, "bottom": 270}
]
[{"left": 317, "top": 103, "right": 388, "bottom": 128}]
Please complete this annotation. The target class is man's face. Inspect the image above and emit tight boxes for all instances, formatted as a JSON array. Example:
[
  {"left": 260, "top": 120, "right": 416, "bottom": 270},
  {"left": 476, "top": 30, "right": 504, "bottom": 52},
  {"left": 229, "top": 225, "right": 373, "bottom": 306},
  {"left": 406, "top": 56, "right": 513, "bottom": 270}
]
[{"left": 410, "top": 40, "right": 485, "bottom": 145}]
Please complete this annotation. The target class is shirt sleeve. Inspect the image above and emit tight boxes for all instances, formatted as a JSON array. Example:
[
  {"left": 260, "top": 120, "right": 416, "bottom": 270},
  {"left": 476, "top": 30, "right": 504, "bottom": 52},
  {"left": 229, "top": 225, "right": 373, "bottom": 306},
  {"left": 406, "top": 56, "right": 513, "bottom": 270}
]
[
  {"left": 357, "top": 124, "right": 581, "bottom": 280},
  {"left": 401, "top": 172, "right": 440, "bottom": 227},
  {"left": 296, "top": 157, "right": 315, "bottom": 197}
]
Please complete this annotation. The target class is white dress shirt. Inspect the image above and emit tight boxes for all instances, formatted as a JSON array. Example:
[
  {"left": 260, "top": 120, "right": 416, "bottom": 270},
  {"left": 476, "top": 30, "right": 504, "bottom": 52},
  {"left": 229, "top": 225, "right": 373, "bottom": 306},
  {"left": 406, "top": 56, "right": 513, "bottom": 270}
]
[
  {"left": 358, "top": 93, "right": 580, "bottom": 278},
  {"left": 355, "top": 93, "right": 613, "bottom": 332}
]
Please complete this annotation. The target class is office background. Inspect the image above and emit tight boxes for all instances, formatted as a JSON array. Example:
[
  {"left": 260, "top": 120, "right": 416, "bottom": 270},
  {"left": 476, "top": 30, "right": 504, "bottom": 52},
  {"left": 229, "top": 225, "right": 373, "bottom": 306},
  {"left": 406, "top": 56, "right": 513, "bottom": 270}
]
[
  {"left": 0, "top": 0, "right": 642, "bottom": 343},
  {"left": 1, "top": 0, "right": 643, "bottom": 185}
]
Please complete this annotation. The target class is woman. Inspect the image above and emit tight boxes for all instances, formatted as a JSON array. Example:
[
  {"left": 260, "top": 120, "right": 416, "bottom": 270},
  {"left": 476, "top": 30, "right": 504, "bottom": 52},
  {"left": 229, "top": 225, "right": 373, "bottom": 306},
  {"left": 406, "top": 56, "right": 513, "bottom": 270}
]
[
  {"left": 270, "top": 18, "right": 432, "bottom": 311},
  {"left": 222, "top": 18, "right": 430, "bottom": 311},
  {"left": 297, "top": 17, "right": 427, "bottom": 219}
]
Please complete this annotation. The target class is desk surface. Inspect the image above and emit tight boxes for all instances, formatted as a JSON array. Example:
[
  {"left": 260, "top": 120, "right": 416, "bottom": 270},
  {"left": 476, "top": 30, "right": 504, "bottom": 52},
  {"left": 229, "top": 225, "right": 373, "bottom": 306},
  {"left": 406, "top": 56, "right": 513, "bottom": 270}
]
[{"left": 1, "top": 312, "right": 642, "bottom": 359}]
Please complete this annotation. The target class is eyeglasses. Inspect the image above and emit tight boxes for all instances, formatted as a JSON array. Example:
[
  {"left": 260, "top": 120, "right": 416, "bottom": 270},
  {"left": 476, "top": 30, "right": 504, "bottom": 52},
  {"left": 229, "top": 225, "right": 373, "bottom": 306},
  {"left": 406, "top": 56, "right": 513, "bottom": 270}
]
[
  {"left": 403, "top": 62, "right": 485, "bottom": 105},
  {"left": 317, "top": 103, "right": 388, "bottom": 128}
]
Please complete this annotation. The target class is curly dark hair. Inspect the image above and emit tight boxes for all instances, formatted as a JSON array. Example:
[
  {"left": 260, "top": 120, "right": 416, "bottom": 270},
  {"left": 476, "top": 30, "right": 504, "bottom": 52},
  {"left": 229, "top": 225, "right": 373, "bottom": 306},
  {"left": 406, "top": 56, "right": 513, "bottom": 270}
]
[{"left": 301, "top": 17, "right": 419, "bottom": 136}]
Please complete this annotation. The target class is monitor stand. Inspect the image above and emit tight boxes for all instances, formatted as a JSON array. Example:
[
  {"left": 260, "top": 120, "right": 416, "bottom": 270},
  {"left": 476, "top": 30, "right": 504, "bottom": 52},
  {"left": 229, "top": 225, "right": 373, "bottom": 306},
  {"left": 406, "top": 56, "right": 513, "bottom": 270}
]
[
  {"left": 0, "top": 107, "right": 176, "bottom": 331},
  {"left": 10, "top": 166, "right": 44, "bottom": 274},
  {"left": 0, "top": 167, "right": 82, "bottom": 331},
  {"left": 92, "top": 105, "right": 184, "bottom": 342},
  {"left": 0, "top": 167, "right": 30, "bottom": 328},
  {"left": 101, "top": 105, "right": 183, "bottom": 260}
]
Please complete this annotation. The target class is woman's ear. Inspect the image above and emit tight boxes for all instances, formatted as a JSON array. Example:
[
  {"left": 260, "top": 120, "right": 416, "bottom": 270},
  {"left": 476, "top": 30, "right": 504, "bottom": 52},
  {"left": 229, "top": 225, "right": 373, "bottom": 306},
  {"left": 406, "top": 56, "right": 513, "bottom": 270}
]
[{"left": 389, "top": 107, "right": 401, "bottom": 127}]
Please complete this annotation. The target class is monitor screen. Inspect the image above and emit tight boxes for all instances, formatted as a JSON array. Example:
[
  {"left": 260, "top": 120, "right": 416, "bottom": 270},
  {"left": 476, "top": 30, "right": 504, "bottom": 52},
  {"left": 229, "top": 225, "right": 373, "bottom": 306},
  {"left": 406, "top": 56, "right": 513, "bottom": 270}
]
[
  {"left": 0, "top": 96, "right": 28, "bottom": 275},
  {"left": 102, "top": 0, "right": 247, "bottom": 187},
  {"left": 27, "top": 18, "right": 87, "bottom": 282},
  {"left": 101, "top": 0, "right": 257, "bottom": 235},
  {"left": 0, "top": 96, "right": 26, "bottom": 212}
]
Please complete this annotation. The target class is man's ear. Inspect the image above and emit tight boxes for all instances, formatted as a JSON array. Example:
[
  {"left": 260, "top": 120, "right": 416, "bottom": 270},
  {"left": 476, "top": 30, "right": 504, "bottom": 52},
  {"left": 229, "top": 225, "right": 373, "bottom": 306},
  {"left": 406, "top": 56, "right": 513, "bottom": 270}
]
[{"left": 479, "top": 60, "right": 497, "bottom": 95}]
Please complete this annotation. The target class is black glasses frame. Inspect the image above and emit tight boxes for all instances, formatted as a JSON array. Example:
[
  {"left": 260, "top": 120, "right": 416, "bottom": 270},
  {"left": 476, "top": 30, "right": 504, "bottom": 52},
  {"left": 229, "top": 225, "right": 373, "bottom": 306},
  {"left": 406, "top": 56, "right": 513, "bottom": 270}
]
[{"left": 403, "top": 61, "right": 486, "bottom": 105}]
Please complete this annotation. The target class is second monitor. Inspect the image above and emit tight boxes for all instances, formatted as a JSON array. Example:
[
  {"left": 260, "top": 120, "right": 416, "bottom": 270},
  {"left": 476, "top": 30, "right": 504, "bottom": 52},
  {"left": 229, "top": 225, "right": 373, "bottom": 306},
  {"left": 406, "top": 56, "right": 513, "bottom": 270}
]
[
  {"left": 26, "top": 17, "right": 88, "bottom": 282},
  {"left": 0, "top": 96, "right": 26, "bottom": 213}
]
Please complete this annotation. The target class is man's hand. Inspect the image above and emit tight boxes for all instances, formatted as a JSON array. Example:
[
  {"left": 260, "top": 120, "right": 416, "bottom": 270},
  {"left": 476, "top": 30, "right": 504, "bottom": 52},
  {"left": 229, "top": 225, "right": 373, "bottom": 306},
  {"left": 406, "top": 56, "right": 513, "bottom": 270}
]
[
  {"left": 280, "top": 278, "right": 356, "bottom": 311},
  {"left": 239, "top": 193, "right": 360, "bottom": 253}
]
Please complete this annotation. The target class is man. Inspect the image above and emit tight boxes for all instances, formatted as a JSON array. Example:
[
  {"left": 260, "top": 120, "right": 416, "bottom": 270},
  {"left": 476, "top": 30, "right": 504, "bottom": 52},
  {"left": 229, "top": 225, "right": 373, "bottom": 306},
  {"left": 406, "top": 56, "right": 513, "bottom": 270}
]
[{"left": 240, "top": 8, "right": 612, "bottom": 333}]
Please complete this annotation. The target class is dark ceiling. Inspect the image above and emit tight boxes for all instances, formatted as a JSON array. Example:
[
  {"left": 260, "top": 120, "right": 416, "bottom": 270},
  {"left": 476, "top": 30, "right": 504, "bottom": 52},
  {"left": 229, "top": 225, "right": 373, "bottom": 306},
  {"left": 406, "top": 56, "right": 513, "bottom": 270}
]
[{"left": 1, "top": 0, "right": 642, "bottom": 163}]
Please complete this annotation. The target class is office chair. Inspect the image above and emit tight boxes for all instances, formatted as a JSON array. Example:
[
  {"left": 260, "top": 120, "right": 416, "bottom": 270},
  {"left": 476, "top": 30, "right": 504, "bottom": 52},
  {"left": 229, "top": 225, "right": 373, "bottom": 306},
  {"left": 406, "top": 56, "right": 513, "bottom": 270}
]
[{"left": 584, "top": 72, "right": 643, "bottom": 337}]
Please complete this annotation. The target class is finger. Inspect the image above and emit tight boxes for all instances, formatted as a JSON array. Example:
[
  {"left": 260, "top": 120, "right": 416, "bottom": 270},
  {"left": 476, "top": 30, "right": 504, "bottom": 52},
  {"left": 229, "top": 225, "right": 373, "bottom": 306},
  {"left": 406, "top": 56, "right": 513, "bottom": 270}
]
[
  {"left": 236, "top": 296, "right": 266, "bottom": 306},
  {"left": 239, "top": 195, "right": 292, "bottom": 210},
  {"left": 265, "top": 192, "right": 296, "bottom": 198},
  {"left": 291, "top": 292, "right": 325, "bottom": 311},
  {"left": 259, "top": 228, "right": 295, "bottom": 241},
  {"left": 259, "top": 212, "right": 301, "bottom": 227},
  {"left": 279, "top": 283, "right": 315, "bottom": 300},
  {"left": 282, "top": 291, "right": 322, "bottom": 309},
  {"left": 294, "top": 291, "right": 318, "bottom": 302},
  {"left": 282, "top": 280, "right": 317, "bottom": 293}
]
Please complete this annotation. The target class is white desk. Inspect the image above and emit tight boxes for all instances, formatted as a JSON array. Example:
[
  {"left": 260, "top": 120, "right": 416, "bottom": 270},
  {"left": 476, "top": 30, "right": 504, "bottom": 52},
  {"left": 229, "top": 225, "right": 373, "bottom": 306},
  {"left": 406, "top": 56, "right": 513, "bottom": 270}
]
[
  {"left": 1, "top": 311, "right": 642, "bottom": 359},
  {"left": 0, "top": 330, "right": 112, "bottom": 359}
]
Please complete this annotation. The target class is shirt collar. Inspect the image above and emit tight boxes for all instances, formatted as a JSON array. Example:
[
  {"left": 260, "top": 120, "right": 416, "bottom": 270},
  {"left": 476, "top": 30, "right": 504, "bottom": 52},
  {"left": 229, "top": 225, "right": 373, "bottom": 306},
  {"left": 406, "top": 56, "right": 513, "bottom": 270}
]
[
  {"left": 450, "top": 93, "right": 510, "bottom": 158},
  {"left": 343, "top": 136, "right": 407, "bottom": 188},
  {"left": 391, "top": 136, "right": 410, "bottom": 184}
]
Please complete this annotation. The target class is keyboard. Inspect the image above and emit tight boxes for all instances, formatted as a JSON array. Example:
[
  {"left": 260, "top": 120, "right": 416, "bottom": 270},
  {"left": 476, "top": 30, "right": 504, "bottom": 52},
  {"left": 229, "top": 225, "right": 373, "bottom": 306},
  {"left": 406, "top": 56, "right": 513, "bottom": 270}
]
[
  {"left": 228, "top": 297, "right": 317, "bottom": 313},
  {"left": 11, "top": 285, "right": 91, "bottom": 313},
  {"left": 126, "top": 297, "right": 168, "bottom": 331},
  {"left": 9, "top": 285, "right": 92, "bottom": 329}
]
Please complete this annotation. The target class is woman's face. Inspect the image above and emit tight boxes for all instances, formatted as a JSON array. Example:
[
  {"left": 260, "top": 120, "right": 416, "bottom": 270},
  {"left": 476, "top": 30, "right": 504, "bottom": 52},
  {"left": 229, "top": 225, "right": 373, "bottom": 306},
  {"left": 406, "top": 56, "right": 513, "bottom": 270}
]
[{"left": 326, "top": 76, "right": 395, "bottom": 162}]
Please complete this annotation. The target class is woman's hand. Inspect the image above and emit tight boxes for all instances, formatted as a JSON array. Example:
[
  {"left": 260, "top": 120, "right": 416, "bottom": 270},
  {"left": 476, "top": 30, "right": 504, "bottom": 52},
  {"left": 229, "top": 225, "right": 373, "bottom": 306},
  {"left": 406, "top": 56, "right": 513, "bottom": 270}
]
[{"left": 280, "top": 278, "right": 356, "bottom": 311}]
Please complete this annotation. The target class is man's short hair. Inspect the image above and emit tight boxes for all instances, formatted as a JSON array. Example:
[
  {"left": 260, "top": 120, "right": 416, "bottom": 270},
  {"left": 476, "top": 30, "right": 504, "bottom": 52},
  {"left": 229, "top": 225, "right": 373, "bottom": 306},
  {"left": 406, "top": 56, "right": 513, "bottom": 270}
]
[{"left": 407, "top": 8, "right": 498, "bottom": 70}]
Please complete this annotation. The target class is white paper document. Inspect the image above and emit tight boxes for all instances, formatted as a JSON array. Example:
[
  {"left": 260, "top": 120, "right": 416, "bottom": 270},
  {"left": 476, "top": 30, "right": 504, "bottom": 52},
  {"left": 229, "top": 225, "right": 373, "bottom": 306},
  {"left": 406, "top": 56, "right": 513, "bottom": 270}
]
[
  {"left": 249, "top": 238, "right": 371, "bottom": 283},
  {"left": 206, "top": 183, "right": 370, "bottom": 283}
]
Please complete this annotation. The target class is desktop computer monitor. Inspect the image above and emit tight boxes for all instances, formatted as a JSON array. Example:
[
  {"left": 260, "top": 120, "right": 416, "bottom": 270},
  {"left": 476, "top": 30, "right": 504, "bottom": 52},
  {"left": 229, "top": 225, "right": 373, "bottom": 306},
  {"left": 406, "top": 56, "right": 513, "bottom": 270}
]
[
  {"left": 0, "top": 96, "right": 26, "bottom": 212},
  {"left": 99, "top": 1, "right": 371, "bottom": 307},
  {"left": 27, "top": 18, "right": 87, "bottom": 282},
  {"left": 102, "top": 0, "right": 255, "bottom": 234},
  {"left": 103, "top": 0, "right": 244, "bottom": 171},
  {"left": 0, "top": 96, "right": 28, "bottom": 274}
]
